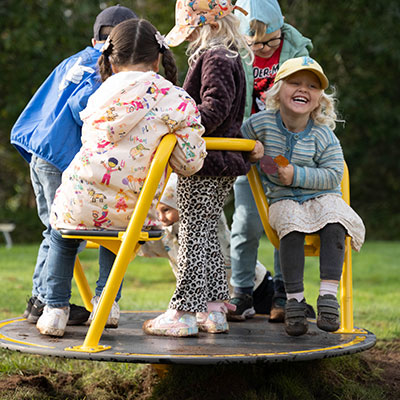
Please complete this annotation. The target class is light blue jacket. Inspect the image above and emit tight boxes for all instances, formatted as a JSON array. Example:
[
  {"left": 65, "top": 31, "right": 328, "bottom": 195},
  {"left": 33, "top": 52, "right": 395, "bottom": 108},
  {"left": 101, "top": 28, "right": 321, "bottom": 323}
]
[
  {"left": 242, "top": 23, "right": 313, "bottom": 120},
  {"left": 241, "top": 110, "right": 344, "bottom": 204},
  {"left": 10, "top": 44, "right": 103, "bottom": 171}
]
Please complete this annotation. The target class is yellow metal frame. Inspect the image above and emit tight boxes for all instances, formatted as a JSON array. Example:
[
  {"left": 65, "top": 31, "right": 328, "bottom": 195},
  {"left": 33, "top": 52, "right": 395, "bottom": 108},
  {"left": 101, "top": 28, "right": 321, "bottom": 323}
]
[
  {"left": 247, "top": 161, "right": 360, "bottom": 333},
  {"left": 65, "top": 134, "right": 178, "bottom": 352},
  {"left": 66, "top": 136, "right": 359, "bottom": 353}
]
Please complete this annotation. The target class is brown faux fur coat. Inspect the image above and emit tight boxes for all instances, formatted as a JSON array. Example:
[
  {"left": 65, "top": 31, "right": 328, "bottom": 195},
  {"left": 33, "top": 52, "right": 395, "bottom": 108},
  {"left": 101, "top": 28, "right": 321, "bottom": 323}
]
[{"left": 183, "top": 47, "right": 250, "bottom": 177}]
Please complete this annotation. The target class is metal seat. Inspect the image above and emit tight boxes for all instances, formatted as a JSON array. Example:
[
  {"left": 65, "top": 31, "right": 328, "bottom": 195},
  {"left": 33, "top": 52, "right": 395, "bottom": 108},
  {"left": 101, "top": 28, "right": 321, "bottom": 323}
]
[{"left": 247, "top": 161, "right": 359, "bottom": 333}]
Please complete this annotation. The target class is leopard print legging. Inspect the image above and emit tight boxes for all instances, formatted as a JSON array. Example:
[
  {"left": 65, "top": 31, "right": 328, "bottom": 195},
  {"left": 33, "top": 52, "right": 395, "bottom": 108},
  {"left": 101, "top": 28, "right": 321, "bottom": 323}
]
[{"left": 169, "top": 175, "right": 235, "bottom": 312}]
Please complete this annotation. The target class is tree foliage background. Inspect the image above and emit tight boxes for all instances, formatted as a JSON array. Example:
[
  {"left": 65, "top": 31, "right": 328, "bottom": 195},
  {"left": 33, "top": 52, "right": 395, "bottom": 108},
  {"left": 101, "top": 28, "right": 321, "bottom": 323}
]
[{"left": 0, "top": 0, "right": 399, "bottom": 242}]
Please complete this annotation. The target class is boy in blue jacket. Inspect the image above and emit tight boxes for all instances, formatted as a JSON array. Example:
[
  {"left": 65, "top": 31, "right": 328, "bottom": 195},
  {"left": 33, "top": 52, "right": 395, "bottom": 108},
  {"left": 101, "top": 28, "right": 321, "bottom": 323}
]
[{"left": 10, "top": 5, "right": 137, "bottom": 325}]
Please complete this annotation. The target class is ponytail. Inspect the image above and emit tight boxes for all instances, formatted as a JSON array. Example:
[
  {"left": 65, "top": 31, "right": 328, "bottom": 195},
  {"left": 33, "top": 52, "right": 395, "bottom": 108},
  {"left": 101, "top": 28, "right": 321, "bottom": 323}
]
[
  {"left": 161, "top": 49, "right": 178, "bottom": 85},
  {"left": 98, "top": 53, "right": 113, "bottom": 82}
]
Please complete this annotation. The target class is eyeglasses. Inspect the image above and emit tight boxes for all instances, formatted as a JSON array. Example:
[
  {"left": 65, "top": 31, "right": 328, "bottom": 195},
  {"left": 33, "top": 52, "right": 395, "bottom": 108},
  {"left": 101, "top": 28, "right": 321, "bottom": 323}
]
[{"left": 249, "top": 36, "right": 283, "bottom": 51}]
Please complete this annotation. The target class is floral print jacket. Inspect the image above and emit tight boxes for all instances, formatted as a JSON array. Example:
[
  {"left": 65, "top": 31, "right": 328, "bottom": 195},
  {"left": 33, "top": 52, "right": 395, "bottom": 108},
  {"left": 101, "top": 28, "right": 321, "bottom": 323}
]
[{"left": 50, "top": 71, "right": 206, "bottom": 231}]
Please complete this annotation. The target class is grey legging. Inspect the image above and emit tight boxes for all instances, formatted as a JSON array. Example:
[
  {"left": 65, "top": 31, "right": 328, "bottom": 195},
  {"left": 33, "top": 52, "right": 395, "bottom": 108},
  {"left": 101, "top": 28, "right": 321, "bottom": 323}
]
[{"left": 279, "top": 223, "right": 346, "bottom": 294}]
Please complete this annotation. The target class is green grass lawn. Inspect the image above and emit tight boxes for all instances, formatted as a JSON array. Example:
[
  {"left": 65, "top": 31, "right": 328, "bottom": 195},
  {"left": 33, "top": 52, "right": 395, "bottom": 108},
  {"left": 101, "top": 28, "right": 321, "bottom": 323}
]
[
  {"left": 1, "top": 239, "right": 399, "bottom": 340},
  {"left": 0, "top": 239, "right": 399, "bottom": 341},
  {"left": 0, "top": 239, "right": 398, "bottom": 399}
]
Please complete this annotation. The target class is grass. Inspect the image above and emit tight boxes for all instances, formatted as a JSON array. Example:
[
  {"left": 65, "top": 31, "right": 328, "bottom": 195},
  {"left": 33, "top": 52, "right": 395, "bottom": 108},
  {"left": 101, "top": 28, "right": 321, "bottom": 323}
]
[{"left": 0, "top": 239, "right": 399, "bottom": 399}]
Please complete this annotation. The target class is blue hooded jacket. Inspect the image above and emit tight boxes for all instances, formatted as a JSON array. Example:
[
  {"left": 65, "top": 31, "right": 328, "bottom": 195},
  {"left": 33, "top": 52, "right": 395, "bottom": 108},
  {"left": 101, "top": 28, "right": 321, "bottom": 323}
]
[{"left": 10, "top": 43, "right": 103, "bottom": 171}]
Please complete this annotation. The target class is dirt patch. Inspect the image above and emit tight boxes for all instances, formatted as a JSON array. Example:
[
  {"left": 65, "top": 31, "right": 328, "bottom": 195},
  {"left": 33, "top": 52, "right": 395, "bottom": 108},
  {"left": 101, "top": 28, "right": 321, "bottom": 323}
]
[
  {"left": 0, "top": 346, "right": 399, "bottom": 399},
  {"left": 362, "top": 339, "right": 400, "bottom": 399},
  {"left": 0, "top": 374, "right": 54, "bottom": 391}
]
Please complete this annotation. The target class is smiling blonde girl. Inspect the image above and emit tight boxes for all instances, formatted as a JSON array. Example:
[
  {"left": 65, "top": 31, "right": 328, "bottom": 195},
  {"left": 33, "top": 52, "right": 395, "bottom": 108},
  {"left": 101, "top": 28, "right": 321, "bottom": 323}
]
[{"left": 246, "top": 56, "right": 365, "bottom": 337}]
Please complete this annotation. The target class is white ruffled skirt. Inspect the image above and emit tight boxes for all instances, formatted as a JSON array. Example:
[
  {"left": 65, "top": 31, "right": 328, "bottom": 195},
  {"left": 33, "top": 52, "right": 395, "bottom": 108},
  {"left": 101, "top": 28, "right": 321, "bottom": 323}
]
[{"left": 269, "top": 194, "right": 365, "bottom": 252}]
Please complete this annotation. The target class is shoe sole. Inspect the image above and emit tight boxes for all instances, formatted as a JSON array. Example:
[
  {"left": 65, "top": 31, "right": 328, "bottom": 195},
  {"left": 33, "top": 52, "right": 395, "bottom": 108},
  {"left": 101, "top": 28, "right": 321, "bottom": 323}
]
[
  {"left": 227, "top": 307, "right": 256, "bottom": 321},
  {"left": 142, "top": 321, "right": 198, "bottom": 337},
  {"left": 198, "top": 323, "right": 229, "bottom": 333},
  {"left": 285, "top": 321, "right": 308, "bottom": 336},
  {"left": 199, "top": 325, "right": 229, "bottom": 334},
  {"left": 317, "top": 317, "right": 339, "bottom": 332},
  {"left": 67, "top": 318, "right": 90, "bottom": 326},
  {"left": 36, "top": 324, "right": 65, "bottom": 337}
]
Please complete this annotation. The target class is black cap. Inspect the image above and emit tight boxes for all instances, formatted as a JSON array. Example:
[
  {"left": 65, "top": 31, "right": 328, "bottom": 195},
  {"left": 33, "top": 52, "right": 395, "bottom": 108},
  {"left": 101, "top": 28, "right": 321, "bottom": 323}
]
[{"left": 93, "top": 5, "right": 138, "bottom": 40}]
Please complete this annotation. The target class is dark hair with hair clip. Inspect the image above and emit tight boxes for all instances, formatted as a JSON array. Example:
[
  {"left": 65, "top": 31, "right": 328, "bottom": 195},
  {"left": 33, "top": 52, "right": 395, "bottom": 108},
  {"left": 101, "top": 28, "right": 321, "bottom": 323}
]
[{"left": 98, "top": 19, "right": 178, "bottom": 85}]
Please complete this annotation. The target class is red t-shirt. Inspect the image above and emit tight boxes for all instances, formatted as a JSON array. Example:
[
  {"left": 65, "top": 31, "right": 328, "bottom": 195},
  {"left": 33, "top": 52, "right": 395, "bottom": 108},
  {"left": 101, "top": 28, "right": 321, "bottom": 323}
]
[{"left": 252, "top": 40, "right": 283, "bottom": 113}]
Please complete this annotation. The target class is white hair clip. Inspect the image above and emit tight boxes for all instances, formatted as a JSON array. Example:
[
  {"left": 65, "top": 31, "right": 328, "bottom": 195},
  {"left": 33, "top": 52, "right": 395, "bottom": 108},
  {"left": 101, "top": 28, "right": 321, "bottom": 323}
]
[
  {"left": 155, "top": 31, "right": 169, "bottom": 52},
  {"left": 101, "top": 35, "right": 112, "bottom": 53}
]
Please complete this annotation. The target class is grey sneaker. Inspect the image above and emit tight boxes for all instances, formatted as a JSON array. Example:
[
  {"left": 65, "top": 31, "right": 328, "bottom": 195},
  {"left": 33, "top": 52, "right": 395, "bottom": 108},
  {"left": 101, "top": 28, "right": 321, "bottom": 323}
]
[
  {"left": 284, "top": 298, "right": 308, "bottom": 336},
  {"left": 27, "top": 297, "right": 45, "bottom": 323},
  {"left": 317, "top": 294, "right": 340, "bottom": 332},
  {"left": 227, "top": 294, "right": 255, "bottom": 321},
  {"left": 23, "top": 296, "right": 36, "bottom": 319}
]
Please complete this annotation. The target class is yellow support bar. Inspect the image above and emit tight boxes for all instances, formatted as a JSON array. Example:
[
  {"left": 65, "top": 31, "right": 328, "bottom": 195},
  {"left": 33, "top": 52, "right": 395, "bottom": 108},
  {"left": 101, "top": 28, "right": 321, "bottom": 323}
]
[
  {"left": 247, "top": 160, "right": 355, "bottom": 333},
  {"left": 73, "top": 257, "right": 93, "bottom": 312},
  {"left": 66, "top": 134, "right": 178, "bottom": 353},
  {"left": 204, "top": 137, "right": 255, "bottom": 151},
  {"left": 66, "top": 137, "right": 357, "bottom": 353},
  {"left": 247, "top": 165, "right": 280, "bottom": 249},
  {"left": 337, "top": 162, "right": 355, "bottom": 333},
  {"left": 338, "top": 236, "right": 356, "bottom": 333}
]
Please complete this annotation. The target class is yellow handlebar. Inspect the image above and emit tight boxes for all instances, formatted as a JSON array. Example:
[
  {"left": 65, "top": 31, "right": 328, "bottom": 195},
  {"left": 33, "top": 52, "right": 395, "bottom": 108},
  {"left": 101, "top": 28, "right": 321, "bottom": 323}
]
[{"left": 204, "top": 138, "right": 256, "bottom": 152}]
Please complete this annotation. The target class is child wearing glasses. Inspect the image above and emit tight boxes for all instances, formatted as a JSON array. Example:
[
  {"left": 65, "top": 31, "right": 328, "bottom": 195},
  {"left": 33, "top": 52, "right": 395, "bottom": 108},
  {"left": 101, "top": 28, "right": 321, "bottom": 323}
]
[{"left": 229, "top": 0, "right": 314, "bottom": 323}]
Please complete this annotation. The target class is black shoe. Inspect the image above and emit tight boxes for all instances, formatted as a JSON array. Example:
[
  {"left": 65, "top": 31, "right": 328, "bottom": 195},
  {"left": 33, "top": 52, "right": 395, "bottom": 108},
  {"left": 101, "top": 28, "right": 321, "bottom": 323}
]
[
  {"left": 27, "top": 297, "right": 45, "bottom": 323},
  {"left": 253, "top": 270, "right": 274, "bottom": 314},
  {"left": 67, "top": 304, "right": 90, "bottom": 326},
  {"left": 27, "top": 298, "right": 89, "bottom": 326},
  {"left": 305, "top": 303, "right": 316, "bottom": 319},
  {"left": 23, "top": 296, "right": 36, "bottom": 319},
  {"left": 317, "top": 294, "right": 340, "bottom": 332},
  {"left": 227, "top": 294, "right": 255, "bottom": 321},
  {"left": 284, "top": 298, "right": 308, "bottom": 336}
]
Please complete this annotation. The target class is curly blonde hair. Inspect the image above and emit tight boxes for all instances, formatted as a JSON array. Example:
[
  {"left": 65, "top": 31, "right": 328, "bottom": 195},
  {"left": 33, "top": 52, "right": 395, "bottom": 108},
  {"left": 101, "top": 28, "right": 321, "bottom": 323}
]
[
  {"left": 264, "top": 80, "right": 340, "bottom": 130},
  {"left": 186, "top": 14, "right": 253, "bottom": 67}
]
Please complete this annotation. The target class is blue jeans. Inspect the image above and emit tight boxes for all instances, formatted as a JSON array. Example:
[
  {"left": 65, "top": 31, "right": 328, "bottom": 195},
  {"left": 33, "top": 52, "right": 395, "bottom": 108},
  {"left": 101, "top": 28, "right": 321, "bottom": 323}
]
[
  {"left": 30, "top": 157, "right": 123, "bottom": 306},
  {"left": 95, "top": 247, "right": 123, "bottom": 301},
  {"left": 30, "top": 156, "right": 62, "bottom": 300},
  {"left": 45, "top": 230, "right": 123, "bottom": 307},
  {"left": 230, "top": 175, "right": 283, "bottom": 293}
]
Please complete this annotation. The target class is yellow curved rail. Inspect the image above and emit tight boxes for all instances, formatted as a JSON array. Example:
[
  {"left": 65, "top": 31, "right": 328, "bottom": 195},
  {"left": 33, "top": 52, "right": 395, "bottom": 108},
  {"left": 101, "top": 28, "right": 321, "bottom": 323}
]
[{"left": 68, "top": 136, "right": 355, "bottom": 353}]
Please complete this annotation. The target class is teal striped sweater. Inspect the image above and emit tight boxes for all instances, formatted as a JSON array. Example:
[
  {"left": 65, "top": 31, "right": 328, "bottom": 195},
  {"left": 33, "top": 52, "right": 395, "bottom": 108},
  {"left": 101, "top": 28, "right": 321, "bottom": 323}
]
[{"left": 242, "top": 110, "right": 344, "bottom": 204}]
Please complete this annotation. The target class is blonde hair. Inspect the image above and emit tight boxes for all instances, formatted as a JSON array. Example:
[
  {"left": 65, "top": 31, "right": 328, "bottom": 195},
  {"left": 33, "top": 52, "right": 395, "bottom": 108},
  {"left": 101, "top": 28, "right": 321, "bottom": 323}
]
[
  {"left": 249, "top": 19, "right": 275, "bottom": 42},
  {"left": 265, "top": 80, "right": 340, "bottom": 130},
  {"left": 187, "top": 14, "right": 253, "bottom": 67}
]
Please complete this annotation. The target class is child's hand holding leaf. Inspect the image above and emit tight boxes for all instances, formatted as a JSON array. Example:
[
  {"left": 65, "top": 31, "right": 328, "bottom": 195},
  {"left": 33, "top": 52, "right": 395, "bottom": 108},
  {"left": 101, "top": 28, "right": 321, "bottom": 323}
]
[{"left": 249, "top": 140, "right": 264, "bottom": 163}]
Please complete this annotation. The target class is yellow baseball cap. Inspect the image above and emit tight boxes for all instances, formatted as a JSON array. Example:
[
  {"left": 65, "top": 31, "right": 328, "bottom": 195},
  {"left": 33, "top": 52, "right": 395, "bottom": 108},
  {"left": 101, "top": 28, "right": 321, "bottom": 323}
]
[{"left": 274, "top": 56, "right": 329, "bottom": 90}]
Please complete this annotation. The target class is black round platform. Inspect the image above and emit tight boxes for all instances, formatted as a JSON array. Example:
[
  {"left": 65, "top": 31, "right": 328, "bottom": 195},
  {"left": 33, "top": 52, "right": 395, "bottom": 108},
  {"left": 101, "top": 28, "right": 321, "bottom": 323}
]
[{"left": 0, "top": 312, "right": 376, "bottom": 365}]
